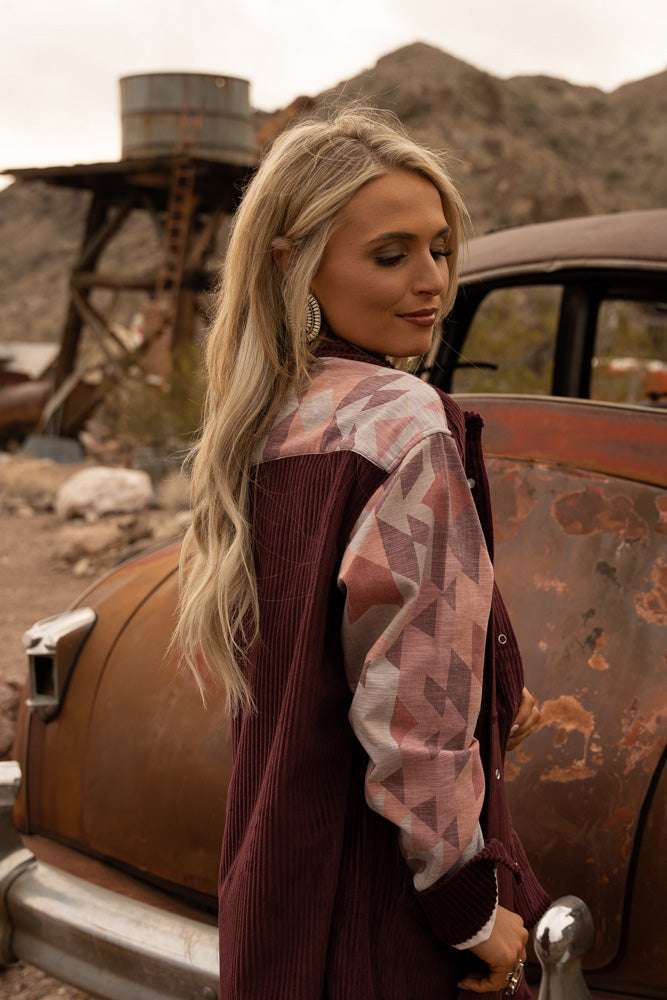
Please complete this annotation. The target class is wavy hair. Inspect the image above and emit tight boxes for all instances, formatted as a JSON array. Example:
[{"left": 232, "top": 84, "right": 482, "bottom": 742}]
[{"left": 173, "top": 106, "right": 468, "bottom": 712}]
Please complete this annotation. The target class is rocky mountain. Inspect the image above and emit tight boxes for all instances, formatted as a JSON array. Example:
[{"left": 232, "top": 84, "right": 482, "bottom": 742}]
[
  {"left": 322, "top": 43, "right": 667, "bottom": 231},
  {"left": 1, "top": 41, "right": 665, "bottom": 346}
]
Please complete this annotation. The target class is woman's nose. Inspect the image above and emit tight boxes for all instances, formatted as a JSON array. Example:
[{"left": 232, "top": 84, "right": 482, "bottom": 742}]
[{"left": 414, "top": 253, "right": 448, "bottom": 296}]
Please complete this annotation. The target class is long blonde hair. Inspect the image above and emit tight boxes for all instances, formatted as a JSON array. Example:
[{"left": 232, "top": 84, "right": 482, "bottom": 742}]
[{"left": 174, "top": 106, "right": 468, "bottom": 712}]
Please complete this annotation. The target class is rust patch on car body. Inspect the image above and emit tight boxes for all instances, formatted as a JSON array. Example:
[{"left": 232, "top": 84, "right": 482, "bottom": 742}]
[
  {"left": 538, "top": 695, "right": 597, "bottom": 782},
  {"left": 604, "top": 806, "right": 636, "bottom": 829},
  {"left": 531, "top": 574, "right": 567, "bottom": 595},
  {"left": 634, "top": 557, "right": 667, "bottom": 625},
  {"left": 655, "top": 495, "right": 667, "bottom": 534},
  {"left": 552, "top": 486, "right": 649, "bottom": 541},
  {"left": 541, "top": 761, "right": 597, "bottom": 782},
  {"left": 618, "top": 706, "right": 666, "bottom": 775},
  {"left": 588, "top": 631, "right": 609, "bottom": 671},
  {"left": 491, "top": 463, "right": 539, "bottom": 545},
  {"left": 589, "top": 652, "right": 610, "bottom": 671}
]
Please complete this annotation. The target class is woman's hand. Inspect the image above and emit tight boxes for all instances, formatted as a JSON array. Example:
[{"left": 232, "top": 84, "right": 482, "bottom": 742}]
[
  {"left": 459, "top": 905, "right": 528, "bottom": 993},
  {"left": 507, "top": 687, "right": 541, "bottom": 751}
]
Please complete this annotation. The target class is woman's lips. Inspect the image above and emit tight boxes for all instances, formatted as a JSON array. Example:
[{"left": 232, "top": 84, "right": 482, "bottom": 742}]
[{"left": 398, "top": 309, "right": 438, "bottom": 327}]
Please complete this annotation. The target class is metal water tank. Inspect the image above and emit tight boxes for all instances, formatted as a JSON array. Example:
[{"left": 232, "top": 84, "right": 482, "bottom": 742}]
[{"left": 119, "top": 73, "right": 254, "bottom": 165}]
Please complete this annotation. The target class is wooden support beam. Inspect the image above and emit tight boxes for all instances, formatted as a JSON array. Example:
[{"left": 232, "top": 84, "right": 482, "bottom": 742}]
[
  {"left": 72, "top": 271, "right": 157, "bottom": 291},
  {"left": 69, "top": 286, "right": 131, "bottom": 372},
  {"left": 185, "top": 205, "right": 225, "bottom": 272},
  {"left": 78, "top": 195, "right": 137, "bottom": 269},
  {"left": 52, "top": 192, "right": 109, "bottom": 392}
]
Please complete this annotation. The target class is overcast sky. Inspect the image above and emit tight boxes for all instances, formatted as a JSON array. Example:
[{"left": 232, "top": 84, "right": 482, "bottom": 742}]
[{"left": 2, "top": 0, "right": 666, "bottom": 188}]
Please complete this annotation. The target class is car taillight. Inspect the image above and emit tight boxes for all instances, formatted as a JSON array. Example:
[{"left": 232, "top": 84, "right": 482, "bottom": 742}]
[{"left": 22, "top": 608, "right": 97, "bottom": 721}]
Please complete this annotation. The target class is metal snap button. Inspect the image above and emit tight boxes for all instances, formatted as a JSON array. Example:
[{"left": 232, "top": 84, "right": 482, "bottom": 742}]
[
  {"left": 495, "top": 769, "right": 501, "bottom": 780},
  {"left": 498, "top": 634, "right": 508, "bottom": 645}
]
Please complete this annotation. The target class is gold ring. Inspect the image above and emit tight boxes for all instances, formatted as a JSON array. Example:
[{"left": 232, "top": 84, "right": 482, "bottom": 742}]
[{"left": 505, "top": 959, "right": 524, "bottom": 995}]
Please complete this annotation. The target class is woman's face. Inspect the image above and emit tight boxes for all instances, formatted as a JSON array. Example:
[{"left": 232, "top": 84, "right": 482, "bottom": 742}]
[{"left": 311, "top": 170, "right": 451, "bottom": 358}]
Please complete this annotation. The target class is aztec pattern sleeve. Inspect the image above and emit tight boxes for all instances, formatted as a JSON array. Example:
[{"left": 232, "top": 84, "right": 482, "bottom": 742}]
[{"left": 337, "top": 429, "right": 494, "bottom": 895}]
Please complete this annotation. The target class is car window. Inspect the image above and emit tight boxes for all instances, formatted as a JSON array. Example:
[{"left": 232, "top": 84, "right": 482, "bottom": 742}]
[
  {"left": 591, "top": 299, "right": 667, "bottom": 404},
  {"left": 449, "top": 285, "right": 560, "bottom": 394}
]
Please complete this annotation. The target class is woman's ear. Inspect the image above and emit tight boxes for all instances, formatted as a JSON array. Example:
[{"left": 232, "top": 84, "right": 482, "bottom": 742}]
[{"left": 272, "top": 247, "right": 292, "bottom": 276}]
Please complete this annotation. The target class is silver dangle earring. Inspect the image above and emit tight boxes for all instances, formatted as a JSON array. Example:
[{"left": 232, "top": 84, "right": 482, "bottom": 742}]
[{"left": 305, "top": 294, "right": 322, "bottom": 343}]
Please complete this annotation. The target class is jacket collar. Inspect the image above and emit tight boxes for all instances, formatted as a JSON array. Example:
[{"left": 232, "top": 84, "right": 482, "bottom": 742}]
[{"left": 315, "top": 333, "right": 395, "bottom": 370}]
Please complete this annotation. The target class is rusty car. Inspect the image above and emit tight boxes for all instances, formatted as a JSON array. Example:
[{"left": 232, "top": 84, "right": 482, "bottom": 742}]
[{"left": 1, "top": 209, "right": 666, "bottom": 999}]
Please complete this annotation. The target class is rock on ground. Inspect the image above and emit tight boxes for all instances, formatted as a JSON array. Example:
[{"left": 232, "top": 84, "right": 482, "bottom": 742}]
[{"left": 55, "top": 466, "right": 154, "bottom": 519}]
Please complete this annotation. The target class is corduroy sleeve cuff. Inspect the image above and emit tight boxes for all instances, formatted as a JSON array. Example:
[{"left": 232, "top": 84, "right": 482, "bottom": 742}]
[{"left": 416, "top": 838, "right": 519, "bottom": 947}]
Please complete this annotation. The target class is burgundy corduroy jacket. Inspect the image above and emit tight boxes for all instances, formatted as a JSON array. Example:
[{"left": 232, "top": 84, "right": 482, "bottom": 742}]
[{"left": 218, "top": 337, "right": 549, "bottom": 999}]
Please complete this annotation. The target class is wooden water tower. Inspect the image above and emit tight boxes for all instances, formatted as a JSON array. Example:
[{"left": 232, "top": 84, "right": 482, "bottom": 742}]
[{"left": 8, "top": 73, "right": 256, "bottom": 436}]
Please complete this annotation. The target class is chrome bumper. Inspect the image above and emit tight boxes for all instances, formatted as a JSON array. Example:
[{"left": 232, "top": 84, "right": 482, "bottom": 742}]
[{"left": 0, "top": 761, "right": 219, "bottom": 1000}]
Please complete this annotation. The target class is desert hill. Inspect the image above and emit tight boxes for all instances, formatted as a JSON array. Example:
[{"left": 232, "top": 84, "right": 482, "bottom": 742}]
[
  {"left": 323, "top": 43, "right": 667, "bottom": 230},
  {"left": 1, "top": 41, "right": 665, "bottom": 347}
]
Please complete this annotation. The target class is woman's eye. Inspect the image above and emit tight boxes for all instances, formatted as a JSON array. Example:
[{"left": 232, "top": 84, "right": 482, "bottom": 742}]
[
  {"left": 375, "top": 253, "right": 406, "bottom": 267},
  {"left": 431, "top": 248, "right": 453, "bottom": 260}
]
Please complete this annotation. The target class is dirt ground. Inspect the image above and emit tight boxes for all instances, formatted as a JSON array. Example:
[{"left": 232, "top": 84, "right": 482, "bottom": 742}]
[{"left": 0, "top": 959, "right": 93, "bottom": 1000}]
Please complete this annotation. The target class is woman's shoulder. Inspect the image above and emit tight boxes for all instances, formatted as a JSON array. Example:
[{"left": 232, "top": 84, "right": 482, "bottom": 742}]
[
  {"left": 256, "top": 356, "right": 453, "bottom": 474},
  {"left": 317, "top": 354, "right": 449, "bottom": 423}
]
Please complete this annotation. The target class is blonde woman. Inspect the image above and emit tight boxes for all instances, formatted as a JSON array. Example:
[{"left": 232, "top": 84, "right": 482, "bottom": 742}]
[{"left": 175, "top": 108, "right": 548, "bottom": 999}]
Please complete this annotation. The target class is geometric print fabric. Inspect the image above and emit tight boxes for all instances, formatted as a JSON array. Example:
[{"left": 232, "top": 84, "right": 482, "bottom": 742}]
[{"left": 340, "top": 429, "right": 493, "bottom": 891}]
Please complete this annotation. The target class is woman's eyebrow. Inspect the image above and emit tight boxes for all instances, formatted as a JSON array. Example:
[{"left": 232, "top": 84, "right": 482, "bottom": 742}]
[{"left": 365, "top": 226, "right": 451, "bottom": 245}]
